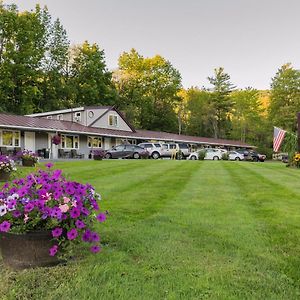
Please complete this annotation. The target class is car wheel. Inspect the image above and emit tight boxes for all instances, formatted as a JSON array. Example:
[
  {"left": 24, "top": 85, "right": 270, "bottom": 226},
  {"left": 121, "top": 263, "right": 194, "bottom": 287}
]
[
  {"left": 213, "top": 156, "right": 219, "bottom": 160},
  {"left": 105, "top": 153, "right": 112, "bottom": 159},
  {"left": 151, "top": 152, "right": 160, "bottom": 159},
  {"left": 253, "top": 157, "right": 258, "bottom": 162},
  {"left": 235, "top": 157, "right": 240, "bottom": 161},
  {"left": 190, "top": 155, "right": 197, "bottom": 160},
  {"left": 133, "top": 152, "right": 140, "bottom": 159}
]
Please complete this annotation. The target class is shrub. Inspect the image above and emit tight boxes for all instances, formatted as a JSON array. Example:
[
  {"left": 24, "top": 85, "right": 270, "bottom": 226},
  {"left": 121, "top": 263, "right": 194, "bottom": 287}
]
[
  {"left": 197, "top": 150, "right": 206, "bottom": 160},
  {"left": 0, "top": 164, "right": 106, "bottom": 256},
  {"left": 222, "top": 152, "right": 229, "bottom": 160}
]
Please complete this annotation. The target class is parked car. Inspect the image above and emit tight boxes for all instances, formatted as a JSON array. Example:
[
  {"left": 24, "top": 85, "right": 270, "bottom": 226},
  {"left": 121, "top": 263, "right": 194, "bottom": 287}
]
[
  {"left": 138, "top": 142, "right": 163, "bottom": 159},
  {"left": 188, "top": 148, "right": 224, "bottom": 160},
  {"left": 237, "top": 149, "right": 266, "bottom": 162},
  {"left": 228, "top": 151, "right": 244, "bottom": 161},
  {"left": 105, "top": 144, "right": 149, "bottom": 159},
  {"left": 161, "top": 143, "right": 190, "bottom": 159}
]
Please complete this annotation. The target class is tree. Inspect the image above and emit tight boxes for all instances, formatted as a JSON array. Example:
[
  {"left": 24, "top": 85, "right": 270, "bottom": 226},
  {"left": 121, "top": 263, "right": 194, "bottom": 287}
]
[
  {"left": 114, "top": 49, "right": 182, "bottom": 132},
  {"left": 269, "top": 63, "right": 300, "bottom": 132},
  {"left": 207, "top": 67, "right": 236, "bottom": 138},
  {"left": 69, "top": 41, "right": 116, "bottom": 107}
]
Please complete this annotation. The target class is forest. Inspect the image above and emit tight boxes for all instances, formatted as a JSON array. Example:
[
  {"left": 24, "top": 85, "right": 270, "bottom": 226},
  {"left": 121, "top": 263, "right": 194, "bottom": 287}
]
[{"left": 1, "top": 3, "right": 299, "bottom": 156}]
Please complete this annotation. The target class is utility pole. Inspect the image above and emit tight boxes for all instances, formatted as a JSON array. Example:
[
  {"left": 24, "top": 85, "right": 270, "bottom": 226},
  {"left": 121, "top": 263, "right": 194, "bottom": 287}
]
[{"left": 298, "top": 112, "right": 300, "bottom": 151}]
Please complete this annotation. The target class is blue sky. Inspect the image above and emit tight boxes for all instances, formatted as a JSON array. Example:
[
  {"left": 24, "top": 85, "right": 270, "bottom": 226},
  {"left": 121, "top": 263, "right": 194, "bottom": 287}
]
[{"left": 4, "top": 0, "right": 300, "bottom": 89}]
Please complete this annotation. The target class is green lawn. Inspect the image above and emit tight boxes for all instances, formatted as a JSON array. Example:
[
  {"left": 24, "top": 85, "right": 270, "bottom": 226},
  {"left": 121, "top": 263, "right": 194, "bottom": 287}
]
[{"left": 1, "top": 160, "right": 300, "bottom": 299}]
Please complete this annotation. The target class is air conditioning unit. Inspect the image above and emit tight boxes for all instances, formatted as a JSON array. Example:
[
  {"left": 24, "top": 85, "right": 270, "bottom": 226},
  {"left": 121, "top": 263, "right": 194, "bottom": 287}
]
[{"left": 74, "top": 116, "right": 81, "bottom": 122}]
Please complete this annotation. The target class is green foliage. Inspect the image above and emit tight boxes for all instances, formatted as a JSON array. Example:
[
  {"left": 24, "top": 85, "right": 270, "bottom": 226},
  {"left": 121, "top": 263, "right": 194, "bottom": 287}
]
[
  {"left": 207, "top": 67, "right": 236, "bottom": 138},
  {"left": 114, "top": 49, "right": 182, "bottom": 132},
  {"left": 222, "top": 152, "right": 229, "bottom": 160},
  {"left": 269, "top": 63, "right": 300, "bottom": 132},
  {"left": 281, "top": 131, "right": 297, "bottom": 162},
  {"left": 197, "top": 149, "right": 206, "bottom": 160}
]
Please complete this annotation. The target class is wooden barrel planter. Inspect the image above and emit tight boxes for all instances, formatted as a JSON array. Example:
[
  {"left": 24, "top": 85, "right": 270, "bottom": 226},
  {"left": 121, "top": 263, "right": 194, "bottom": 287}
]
[
  {"left": 0, "top": 231, "right": 60, "bottom": 269},
  {"left": 0, "top": 170, "right": 10, "bottom": 181},
  {"left": 22, "top": 159, "right": 36, "bottom": 167}
]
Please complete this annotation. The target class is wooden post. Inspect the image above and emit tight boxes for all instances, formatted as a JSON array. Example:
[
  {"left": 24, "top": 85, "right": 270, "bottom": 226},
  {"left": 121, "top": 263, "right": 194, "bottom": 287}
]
[{"left": 298, "top": 113, "right": 300, "bottom": 152}]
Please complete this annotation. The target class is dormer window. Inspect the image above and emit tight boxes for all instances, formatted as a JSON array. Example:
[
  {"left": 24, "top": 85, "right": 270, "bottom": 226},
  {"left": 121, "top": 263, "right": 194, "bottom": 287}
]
[
  {"left": 74, "top": 112, "right": 81, "bottom": 122},
  {"left": 109, "top": 115, "right": 118, "bottom": 127},
  {"left": 57, "top": 114, "right": 63, "bottom": 121}
]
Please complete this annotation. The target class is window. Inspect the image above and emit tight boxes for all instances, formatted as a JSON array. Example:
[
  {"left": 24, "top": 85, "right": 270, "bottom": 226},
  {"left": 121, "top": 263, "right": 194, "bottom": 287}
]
[
  {"left": 57, "top": 114, "right": 63, "bottom": 121},
  {"left": 1, "top": 130, "right": 20, "bottom": 147},
  {"left": 154, "top": 143, "right": 161, "bottom": 148},
  {"left": 88, "top": 136, "right": 102, "bottom": 148},
  {"left": 74, "top": 112, "right": 81, "bottom": 122},
  {"left": 108, "top": 115, "right": 118, "bottom": 127},
  {"left": 46, "top": 116, "right": 52, "bottom": 119},
  {"left": 61, "top": 134, "right": 79, "bottom": 149}
]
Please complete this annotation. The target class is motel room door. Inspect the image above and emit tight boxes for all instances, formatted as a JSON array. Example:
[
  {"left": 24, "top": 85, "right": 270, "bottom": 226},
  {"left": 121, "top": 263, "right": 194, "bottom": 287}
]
[{"left": 24, "top": 132, "right": 36, "bottom": 152}]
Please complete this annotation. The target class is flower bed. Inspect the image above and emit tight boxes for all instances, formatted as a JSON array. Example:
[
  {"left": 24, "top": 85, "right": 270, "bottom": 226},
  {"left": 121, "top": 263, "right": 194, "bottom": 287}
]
[
  {"left": 93, "top": 149, "right": 106, "bottom": 160},
  {"left": 0, "top": 163, "right": 106, "bottom": 263}
]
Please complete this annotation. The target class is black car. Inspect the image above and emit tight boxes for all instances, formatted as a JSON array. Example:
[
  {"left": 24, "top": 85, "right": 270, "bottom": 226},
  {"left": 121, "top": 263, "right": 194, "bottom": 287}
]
[
  {"left": 105, "top": 144, "right": 149, "bottom": 159},
  {"left": 236, "top": 149, "right": 266, "bottom": 162}
]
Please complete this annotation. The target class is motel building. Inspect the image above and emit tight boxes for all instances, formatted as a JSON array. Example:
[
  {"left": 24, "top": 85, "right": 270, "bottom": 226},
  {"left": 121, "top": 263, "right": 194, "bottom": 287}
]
[{"left": 0, "top": 106, "right": 253, "bottom": 159}]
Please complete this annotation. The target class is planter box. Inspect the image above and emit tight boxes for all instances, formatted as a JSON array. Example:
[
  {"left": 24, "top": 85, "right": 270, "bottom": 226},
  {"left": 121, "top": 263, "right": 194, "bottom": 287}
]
[
  {"left": 22, "top": 159, "right": 36, "bottom": 167},
  {"left": 93, "top": 156, "right": 103, "bottom": 161},
  {"left": 0, "top": 170, "right": 10, "bottom": 181},
  {"left": 0, "top": 231, "right": 60, "bottom": 269}
]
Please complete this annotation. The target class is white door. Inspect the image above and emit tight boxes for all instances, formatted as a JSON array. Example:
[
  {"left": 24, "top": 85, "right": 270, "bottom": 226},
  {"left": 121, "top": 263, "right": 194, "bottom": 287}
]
[{"left": 24, "top": 132, "right": 35, "bottom": 152}]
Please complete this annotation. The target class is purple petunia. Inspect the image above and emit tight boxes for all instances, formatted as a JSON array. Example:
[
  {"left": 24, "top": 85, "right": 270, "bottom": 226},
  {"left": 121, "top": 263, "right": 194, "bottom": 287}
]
[
  {"left": 90, "top": 232, "right": 100, "bottom": 242},
  {"left": 70, "top": 207, "right": 81, "bottom": 219},
  {"left": 24, "top": 202, "right": 35, "bottom": 213},
  {"left": 90, "top": 245, "right": 101, "bottom": 253},
  {"left": 12, "top": 210, "right": 22, "bottom": 218},
  {"left": 45, "top": 163, "right": 54, "bottom": 169},
  {"left": 75, "top": 219, "right": 85, "bottom": 229},
  {"left": 50, "top": 207, "right": 62, "bottom": 219},
  {"left": 82, "top": 229, "right": 92, "bottom": 242},
  {"left": 67, "top": 228, "right": 78, "bottom": 240},
  {"left": 0, "top": 221, "right": 11, "bottom": 232},
  {"left": 49, "top": 245, "right": 58, "bottom": 256},
  {"left": 96, "top": 213, "right": 106, "bottom": 223},
  {"left": 52, "top": 227, "right": 63, "bottom": 238}
]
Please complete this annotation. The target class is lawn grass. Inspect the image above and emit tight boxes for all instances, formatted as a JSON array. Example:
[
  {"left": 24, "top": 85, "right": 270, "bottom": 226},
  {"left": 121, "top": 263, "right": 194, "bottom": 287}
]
[{"left": 1, "top": 160, "right": 300, "bottom": 299}]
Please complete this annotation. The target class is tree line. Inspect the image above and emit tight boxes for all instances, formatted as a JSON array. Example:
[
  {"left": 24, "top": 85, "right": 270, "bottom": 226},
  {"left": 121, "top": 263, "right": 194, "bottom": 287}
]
[{"left": 1, "top": 3, "right": 299, "bottom": 155}]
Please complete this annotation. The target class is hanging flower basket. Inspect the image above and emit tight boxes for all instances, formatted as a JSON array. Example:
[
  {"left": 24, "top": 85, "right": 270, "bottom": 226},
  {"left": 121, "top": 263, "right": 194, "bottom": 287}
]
[{"left": 52, "top": 135, "right": 61, "bottom": 145}]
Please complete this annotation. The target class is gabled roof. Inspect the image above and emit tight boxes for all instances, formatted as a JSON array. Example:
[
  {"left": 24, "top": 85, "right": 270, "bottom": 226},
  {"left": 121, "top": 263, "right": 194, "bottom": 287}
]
[
  {"left": 0, "top": 113, "right": 254, "bottom": 148},
  {"left": 88, "top": 106, "right": 136, "bottom": 132},
  {"left": 26, "top": 106, "right": 112, "bottom": 117}
]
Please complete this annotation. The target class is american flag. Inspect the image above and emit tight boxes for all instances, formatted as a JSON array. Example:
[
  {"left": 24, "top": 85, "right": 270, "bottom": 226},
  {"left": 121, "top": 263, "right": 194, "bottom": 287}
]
[{"left": 273, "top": 127, "right": 286, "bottom": 152}]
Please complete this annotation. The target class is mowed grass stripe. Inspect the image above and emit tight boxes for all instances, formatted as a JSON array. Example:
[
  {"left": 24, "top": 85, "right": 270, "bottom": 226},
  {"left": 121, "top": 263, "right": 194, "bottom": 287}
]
[{"left": 223, "top": 162, "right": 300, "bottom": 295}]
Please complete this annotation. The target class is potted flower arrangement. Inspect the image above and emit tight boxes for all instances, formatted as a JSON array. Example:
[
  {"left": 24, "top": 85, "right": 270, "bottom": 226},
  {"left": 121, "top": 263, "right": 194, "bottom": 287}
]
[
  {"left": 0, "top": 163, "right": 106, "bottom": 269},
  {"left": 0, "top": 155, "right": 16, "bottom": 181},
  {"left": 93, "top": 149, "right": 106, "bottom": 161},
  {"left": 17, "top": 150, "right": 38, "bottom": 167}
]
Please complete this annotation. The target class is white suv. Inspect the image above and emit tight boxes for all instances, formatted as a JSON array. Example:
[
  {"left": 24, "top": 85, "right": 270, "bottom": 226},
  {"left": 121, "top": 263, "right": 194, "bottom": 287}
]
[
  {"left": 138, "top": 143, "right": 163, "bottom": 159},
  {"left": 188, "top": 148, "right": 226, "bottom": 160}
]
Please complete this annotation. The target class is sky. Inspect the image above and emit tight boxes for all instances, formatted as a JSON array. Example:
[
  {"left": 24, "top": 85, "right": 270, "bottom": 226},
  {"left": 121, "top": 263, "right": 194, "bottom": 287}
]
[{"left": 3, "top": 0, "right": 300, "bottom": 90}]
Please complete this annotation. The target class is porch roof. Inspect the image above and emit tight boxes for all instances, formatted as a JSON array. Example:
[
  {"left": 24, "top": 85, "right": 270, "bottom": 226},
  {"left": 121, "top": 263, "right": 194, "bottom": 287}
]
[{"left": 0, "top": 113, "right": 254, "bottom": 148}]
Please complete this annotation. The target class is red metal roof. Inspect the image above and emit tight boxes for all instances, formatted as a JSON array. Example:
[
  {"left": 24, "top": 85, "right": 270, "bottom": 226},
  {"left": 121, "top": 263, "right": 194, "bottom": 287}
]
[{"left": 0, "top": 113, "right": 254, "bottom": 148}]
